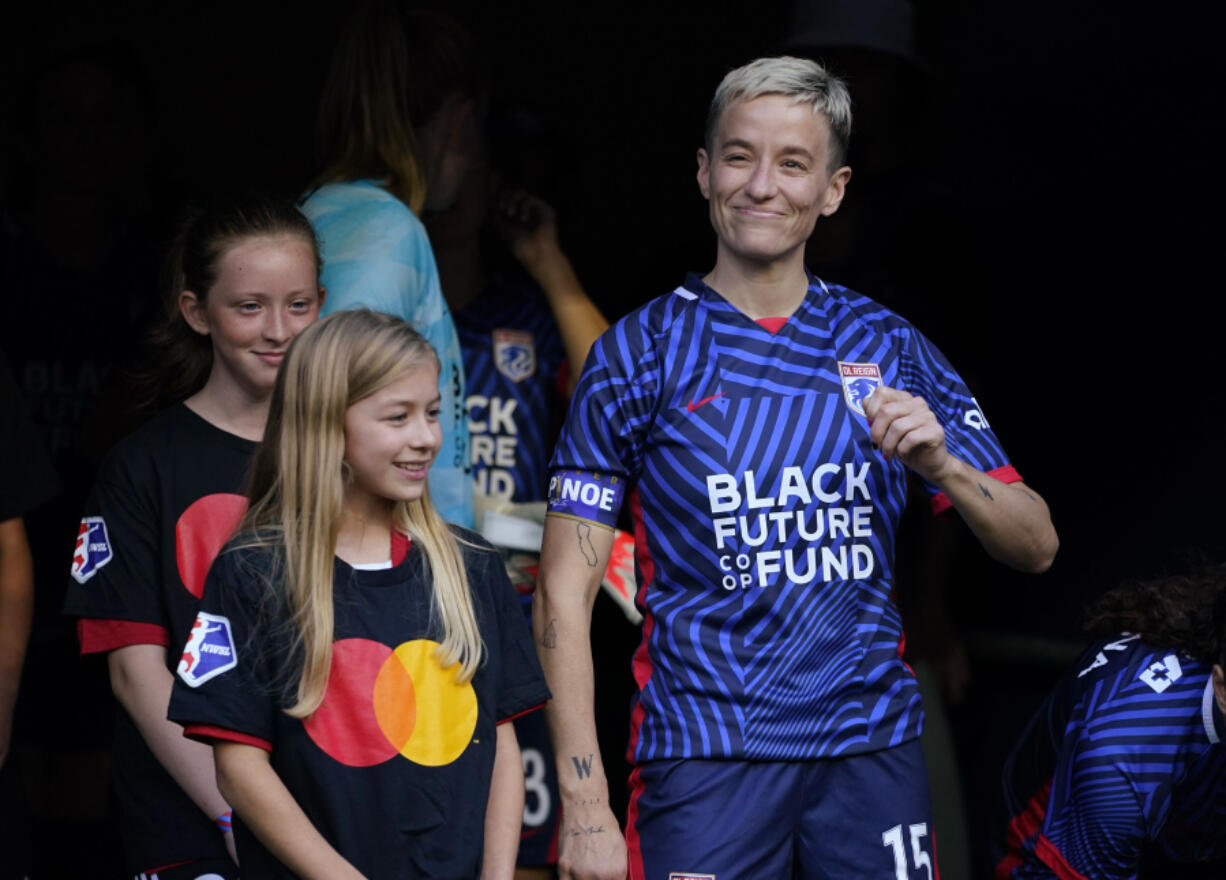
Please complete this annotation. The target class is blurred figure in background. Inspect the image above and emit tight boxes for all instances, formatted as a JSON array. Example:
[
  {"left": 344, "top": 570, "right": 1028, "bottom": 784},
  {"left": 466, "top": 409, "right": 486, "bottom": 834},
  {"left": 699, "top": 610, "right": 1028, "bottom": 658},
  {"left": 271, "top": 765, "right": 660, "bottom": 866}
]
[
  {"left": 426, "top": 109, "right": 619, "bottom": 876},
  {"left": 302, "top": 0, "right": 483, "bottom": 528},
  {"left": 0, "top": 354, "right": 59, "bottom": 880},
  {"left": 0, "top": 40, "right": 161, "bottom": 876},
  {"left": 996, "top": 565, "right": 1226, "bottom": 879}
]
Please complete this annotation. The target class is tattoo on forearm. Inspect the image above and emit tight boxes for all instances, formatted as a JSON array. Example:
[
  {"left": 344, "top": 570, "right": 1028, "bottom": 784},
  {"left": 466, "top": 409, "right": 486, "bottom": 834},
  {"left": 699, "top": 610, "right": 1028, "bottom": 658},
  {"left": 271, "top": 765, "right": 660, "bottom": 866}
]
[
  {"left": 978, "top": 483, "right": 994, "bottom": 500},
  {"left": 541, "top": 619, "right": 557, "bottom": 650},
  {"left": 571, "top": 754, "right": 595, "bottom": 779},
  {"left": 572, "top": 797, "right": 603, "bottom": 806},
  {"left": 576, "top": 523, "right": 598, "bottom": 567}
]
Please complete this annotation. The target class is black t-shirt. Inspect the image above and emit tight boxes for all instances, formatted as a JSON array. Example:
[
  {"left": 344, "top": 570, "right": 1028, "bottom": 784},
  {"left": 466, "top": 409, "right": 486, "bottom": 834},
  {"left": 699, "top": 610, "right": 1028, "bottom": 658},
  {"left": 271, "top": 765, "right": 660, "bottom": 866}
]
[
  {"left": 0, "top": 353, "right": 59, "bottom": 521},
  {"left": 63, "top": 402, "right": 255, "bottom": 871},
  {"left": 169, "top": 527, "right": 550, "bottom": 879}
]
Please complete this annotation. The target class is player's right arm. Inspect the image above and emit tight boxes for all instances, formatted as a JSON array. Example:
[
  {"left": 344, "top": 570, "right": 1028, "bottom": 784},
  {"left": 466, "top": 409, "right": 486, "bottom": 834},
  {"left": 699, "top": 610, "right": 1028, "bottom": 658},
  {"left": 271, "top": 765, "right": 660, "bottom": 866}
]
[
  {"left": 108, "top": 644, "right": 237, "bottom": 861},
  {"left": 533, "top": 514, "right": 626, "bottom": 880},
  {"left": 214, "top": 741, "right": 367, "bottom": 880}
]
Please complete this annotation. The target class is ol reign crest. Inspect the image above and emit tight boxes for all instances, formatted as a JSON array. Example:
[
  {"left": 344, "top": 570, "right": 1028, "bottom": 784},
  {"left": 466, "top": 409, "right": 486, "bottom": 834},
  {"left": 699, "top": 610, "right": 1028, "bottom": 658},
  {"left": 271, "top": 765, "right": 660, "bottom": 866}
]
[
  {"left": 839, "top": 362, "right": 882, "bottom": 416},
  {"left": 493, "top": 328, "right": 535, "bottom": 382}
]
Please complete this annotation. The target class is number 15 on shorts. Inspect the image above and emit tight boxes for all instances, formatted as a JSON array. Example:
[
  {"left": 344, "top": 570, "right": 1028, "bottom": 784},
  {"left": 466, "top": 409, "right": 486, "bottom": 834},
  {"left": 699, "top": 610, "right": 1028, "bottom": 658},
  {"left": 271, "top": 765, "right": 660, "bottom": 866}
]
[{"left": 882, "top": 822, "right": 933, "bottom": 880}]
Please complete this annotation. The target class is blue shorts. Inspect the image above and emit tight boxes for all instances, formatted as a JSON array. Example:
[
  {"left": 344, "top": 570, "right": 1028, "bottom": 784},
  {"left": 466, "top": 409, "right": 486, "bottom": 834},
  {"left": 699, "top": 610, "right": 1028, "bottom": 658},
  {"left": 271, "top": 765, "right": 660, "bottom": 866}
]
[
  {"left": 515, "top": 708, "right": 561, "bottom": 866},
  {"left": 627, "top": 739, "right": 938, "bottom": 880}
]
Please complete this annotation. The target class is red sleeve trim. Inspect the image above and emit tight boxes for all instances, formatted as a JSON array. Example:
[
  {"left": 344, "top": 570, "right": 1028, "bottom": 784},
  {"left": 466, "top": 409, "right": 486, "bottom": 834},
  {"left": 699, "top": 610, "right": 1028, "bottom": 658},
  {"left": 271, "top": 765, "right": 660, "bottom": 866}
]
[
  {"left": 930, "top": 464, "right": 1023, "bottom": 516},
  {"left": 498, "top": 700, "right": 547, "bottom": 725},
  {"left": 77, "top": 618, "right": 170, "bottom": 655},
  {"left": 1034, "top": 834, "right": 1092, "bottom": 880},
  {"left": 145, "top": 860, "right": 193, "bottom": 873},
  {"left": 183, "top": 724, "right": 273, "bottom": 753}
]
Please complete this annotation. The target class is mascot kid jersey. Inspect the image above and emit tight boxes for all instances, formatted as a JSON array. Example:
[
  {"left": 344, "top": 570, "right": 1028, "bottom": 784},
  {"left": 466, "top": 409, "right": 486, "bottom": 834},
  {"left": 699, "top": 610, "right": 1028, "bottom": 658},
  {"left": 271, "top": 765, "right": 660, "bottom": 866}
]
[{"left": 548, "top": 274, "right": 1019, "bottom": 763}]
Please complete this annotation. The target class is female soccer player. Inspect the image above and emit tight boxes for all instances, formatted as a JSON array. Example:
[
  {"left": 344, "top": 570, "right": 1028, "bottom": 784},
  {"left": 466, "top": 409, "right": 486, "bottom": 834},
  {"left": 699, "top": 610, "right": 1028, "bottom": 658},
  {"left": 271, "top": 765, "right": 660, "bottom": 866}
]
[
  {"left": 63, "top": 195, "right": 325, "bottom": 879},
  {"left": 168, "top": 309, "right": 550, "bottom": 879}
]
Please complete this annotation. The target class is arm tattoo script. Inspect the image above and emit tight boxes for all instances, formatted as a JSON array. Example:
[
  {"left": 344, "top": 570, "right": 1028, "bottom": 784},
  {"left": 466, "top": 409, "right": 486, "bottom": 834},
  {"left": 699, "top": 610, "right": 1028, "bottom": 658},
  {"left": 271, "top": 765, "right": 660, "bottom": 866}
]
[
  {"left": 576, "top": 522, "right": 598, "bottom": 567},
  {"left": 567, "top": 825, "right": 606, "bottom": 838}
]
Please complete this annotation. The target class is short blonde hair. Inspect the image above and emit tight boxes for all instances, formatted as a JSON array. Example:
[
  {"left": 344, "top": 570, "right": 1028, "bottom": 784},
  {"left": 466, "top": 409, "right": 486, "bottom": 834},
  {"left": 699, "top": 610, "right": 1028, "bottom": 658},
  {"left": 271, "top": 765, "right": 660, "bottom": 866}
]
[{"left": 705, "top": 56, "right": 852, "bottom": 169}]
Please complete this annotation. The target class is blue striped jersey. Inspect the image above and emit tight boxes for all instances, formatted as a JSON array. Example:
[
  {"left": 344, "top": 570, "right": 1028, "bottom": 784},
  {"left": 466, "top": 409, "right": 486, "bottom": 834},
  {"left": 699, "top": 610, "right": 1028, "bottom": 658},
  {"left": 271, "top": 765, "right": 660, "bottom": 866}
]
[
  {"left": 455, "top": 279, "right": 566, "bottom": 505},
  {"left": 996, "top": 635, "right": 1226, "bottom": 880},
  {"left": 547, "top": 273, "right": 1017, "bottom": 762}
]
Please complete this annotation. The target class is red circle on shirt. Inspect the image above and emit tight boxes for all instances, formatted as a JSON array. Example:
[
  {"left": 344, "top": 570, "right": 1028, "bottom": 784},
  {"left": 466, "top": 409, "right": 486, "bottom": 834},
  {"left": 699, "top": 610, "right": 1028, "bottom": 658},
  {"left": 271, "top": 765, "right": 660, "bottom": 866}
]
[
  {"left": 175, "top": 493, "right": 249, "bottom": 598},
  {"left": 303, "top": 638, "right": 400, "bottom": 767}
]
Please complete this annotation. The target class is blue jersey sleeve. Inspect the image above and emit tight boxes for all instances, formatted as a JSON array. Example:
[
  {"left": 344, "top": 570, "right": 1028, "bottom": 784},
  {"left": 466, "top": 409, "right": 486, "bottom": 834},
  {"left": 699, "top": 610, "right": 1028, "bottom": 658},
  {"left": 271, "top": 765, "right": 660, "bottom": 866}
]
[
  {"left": 1037, "top": 742, "right": 1145, "bottom": 880},
  {"left": 897, "top": 327, "right": 1019, "bottom": 512},
  {"left": 547, "top": 316, "right": 660, "bottom": 527}
]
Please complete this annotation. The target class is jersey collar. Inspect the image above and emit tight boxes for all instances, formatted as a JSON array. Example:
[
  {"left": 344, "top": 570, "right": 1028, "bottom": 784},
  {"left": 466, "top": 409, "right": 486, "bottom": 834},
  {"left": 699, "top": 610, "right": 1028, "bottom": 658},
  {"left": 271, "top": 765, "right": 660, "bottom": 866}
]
[
  {"left": 679, "top": 271, "right": 835, "bottom": 310},
  {"left": 1201, "top": 678, "right": 1224, "bottom": 744}
]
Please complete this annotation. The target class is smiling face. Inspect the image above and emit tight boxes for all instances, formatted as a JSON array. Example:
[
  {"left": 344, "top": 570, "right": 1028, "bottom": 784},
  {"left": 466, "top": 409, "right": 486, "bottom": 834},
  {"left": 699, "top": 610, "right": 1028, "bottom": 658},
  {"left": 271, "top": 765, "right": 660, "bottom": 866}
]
[
  {"left": 180, "top": 235, "right": 323, "bottom": 403},
  {"left": 342, "top": 365, "right": 443, "bottom": 518},
  {"left": 697, "top": 94, "right": 851, "bottom": 273}
]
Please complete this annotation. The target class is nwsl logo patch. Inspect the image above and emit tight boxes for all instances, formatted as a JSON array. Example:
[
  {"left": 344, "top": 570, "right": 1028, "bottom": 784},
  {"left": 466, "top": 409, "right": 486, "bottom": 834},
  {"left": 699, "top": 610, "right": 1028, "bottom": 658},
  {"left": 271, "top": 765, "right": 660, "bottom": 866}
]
[
  {"left": 71, "top": 517, "right": 113, "bottom": 583},
  {"left": 493, "top": 329, "right": 535, "bottom": 382},
  {"left": 839, "top": 362, "right": 882, "bottom": 417},
  {"left": 178, "top": 612, "right": 238, "bottom": 687}
]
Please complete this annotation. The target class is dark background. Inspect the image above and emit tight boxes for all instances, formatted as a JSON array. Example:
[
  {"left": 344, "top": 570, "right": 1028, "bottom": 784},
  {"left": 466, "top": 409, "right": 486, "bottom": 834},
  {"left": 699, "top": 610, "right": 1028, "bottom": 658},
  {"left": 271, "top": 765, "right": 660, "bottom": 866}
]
[{"left": 2, "top": 0, "right": 1223, "bottom": 876}]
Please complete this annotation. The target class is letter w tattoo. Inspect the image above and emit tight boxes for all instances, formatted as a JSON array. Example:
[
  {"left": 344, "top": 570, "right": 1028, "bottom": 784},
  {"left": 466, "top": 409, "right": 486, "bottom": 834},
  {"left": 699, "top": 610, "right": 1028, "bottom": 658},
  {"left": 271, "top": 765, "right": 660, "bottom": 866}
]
[{"left": 571, "top": 754, "right": 595, "bottom": 779}]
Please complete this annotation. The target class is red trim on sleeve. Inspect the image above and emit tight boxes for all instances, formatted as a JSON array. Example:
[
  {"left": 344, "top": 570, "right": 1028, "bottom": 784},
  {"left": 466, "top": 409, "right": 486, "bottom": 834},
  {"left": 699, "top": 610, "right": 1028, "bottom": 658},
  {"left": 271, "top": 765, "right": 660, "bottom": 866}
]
[
  {"left": 498, "top": 701, "right": 547, "bottom": 725},
  {"left": 755, "top": 317, "right": 788, "bottom": 334},
  {"left": 1034, "top": 835, "right": 1092, "bottom": 880},
  {"left": 144, "top": 860, "right": 193, "bottom": 873},
  {"left": 77, "top": 618, "right": 170, "bottom": 655},
  {"left": 183, "top": 724, "right": 273, "bottom": 752},
  {"left": 996, "top": 777, "right": 1054, "bottom": 880},
  {"left": 930, "top": 464, "right": 1023, "bottom": 516}
]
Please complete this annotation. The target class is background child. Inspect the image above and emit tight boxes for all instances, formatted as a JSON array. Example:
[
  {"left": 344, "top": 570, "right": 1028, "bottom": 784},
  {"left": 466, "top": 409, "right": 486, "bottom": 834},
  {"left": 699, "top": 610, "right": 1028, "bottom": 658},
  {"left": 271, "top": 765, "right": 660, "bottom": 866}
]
[
  {"left": 169, "top": 309, "right": 549, "bottom": 879},
  {"left": 996, "top": 565, "right": 1226, "bottom": 878},
  {"left": 62, "top": 195, "right": 325, "bottom": 878}
]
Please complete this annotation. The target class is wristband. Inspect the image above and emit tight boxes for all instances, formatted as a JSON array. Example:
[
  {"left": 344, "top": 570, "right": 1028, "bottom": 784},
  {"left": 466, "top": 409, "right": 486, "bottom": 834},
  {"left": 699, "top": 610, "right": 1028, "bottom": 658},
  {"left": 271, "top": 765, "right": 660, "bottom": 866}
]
[{"left": 215, "top": 810, "right": 232, "bottom": 833}]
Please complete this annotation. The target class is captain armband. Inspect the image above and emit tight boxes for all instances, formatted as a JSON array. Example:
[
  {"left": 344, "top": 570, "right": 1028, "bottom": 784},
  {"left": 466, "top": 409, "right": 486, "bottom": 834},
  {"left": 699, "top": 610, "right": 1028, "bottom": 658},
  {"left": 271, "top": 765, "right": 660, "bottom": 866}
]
[{"left": 546, "top": 470, "right": 624, "bottom": 530}]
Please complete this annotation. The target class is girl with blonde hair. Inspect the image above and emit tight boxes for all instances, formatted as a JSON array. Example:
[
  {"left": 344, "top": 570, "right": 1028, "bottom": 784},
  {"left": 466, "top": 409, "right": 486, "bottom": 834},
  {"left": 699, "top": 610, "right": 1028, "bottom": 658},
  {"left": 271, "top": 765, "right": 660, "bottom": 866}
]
[{"left": 169, "top": 309, "right": 548, "bottom": 879}]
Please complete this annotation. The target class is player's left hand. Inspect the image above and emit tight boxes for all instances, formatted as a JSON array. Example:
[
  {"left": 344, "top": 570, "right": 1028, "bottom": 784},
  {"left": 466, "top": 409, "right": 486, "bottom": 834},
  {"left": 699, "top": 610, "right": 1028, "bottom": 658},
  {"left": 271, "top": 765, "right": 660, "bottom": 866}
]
[{"left": 863, "top": 385, "right": 955, "bottom": 484}]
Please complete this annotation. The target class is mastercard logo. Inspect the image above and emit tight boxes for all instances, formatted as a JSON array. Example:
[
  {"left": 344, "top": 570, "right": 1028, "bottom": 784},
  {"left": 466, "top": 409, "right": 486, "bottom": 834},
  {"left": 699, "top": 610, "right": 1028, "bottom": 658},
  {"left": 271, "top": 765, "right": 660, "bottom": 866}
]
[
  {"left": 304, "top": 638, "right": 477, "bottom": 768},
  {"left": 176, "top": 493, "right": 249, "bottom": 598}
]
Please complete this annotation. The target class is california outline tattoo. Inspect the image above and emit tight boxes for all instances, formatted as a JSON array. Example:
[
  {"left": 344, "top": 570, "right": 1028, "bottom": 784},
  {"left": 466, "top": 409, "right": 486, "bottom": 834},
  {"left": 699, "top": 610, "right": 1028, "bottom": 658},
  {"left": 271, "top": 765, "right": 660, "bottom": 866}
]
[{"left": 576, "top": 522, "right": 598, "bottom": 567}]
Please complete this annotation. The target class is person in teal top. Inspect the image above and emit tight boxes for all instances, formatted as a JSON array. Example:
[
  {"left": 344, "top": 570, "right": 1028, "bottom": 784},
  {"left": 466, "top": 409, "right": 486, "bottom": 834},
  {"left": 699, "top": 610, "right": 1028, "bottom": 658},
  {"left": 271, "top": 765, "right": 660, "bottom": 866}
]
[
  {"left": 302, "top": 181, "right": 473, "bottom": 526},
  {"left": 302, "top": 2, "right": 488, "bottom": 527}
]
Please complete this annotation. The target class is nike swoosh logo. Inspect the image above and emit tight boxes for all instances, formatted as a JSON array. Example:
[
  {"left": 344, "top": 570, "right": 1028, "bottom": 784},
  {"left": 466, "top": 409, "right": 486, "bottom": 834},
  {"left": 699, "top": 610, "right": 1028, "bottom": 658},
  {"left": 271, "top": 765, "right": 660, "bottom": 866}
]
[{"left": 686, "top": 392, "right": 725, "bottom": 412}]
